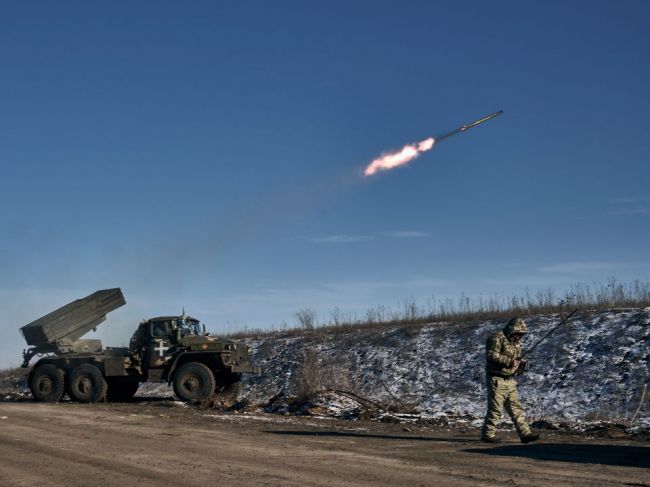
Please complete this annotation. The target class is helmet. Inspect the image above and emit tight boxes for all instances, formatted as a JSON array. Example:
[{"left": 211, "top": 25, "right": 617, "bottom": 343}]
[{"left": 504, "top": 317, "right": 528, "bottom": 336}]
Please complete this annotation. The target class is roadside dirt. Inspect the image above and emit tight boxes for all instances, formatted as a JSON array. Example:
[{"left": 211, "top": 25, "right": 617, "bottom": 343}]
[{"left": 0, "top": 400, "right": 648, "bottom": 487}]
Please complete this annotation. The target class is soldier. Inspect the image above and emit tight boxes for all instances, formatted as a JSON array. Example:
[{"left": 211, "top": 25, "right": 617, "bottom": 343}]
[{"left": 481, "top": 317, "right": 539, "bottom": 444}]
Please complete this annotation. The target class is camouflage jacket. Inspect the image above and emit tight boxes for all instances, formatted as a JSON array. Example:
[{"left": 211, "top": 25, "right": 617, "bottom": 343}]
[{"left": 485, "top": 331, "right": 520, "bottom": 377}]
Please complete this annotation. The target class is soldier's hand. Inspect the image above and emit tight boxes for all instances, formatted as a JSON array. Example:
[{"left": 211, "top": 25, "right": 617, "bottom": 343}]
[
  {"left": 513, "top": 359, "right": 521, "bottom": 369},
  {"left": 515, "top": 360, "right": 528, "bottom": 375}
]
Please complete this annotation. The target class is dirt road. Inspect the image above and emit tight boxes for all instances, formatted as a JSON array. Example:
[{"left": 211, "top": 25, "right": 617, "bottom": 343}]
[{"left": 0, "top": 401, "right": 647, "bottom": 487}]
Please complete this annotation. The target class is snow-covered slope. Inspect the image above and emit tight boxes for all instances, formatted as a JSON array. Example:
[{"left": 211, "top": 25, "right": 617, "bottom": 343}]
[{"left": 241, "top": 308, "right": 649, "bottom": 425}]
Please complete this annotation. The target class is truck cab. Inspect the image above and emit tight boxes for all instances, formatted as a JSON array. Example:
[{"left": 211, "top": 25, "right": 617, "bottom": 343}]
[{"left": 130, "top": 316, "right": 195, "bottom": 373}]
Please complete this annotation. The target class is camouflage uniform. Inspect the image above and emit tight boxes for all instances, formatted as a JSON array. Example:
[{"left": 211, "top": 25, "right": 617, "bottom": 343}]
[{"left": 481, "top": 318, "right": 533, "bottom": 440}]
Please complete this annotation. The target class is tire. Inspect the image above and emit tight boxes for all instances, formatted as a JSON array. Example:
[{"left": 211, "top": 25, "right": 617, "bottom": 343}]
[
  {"left": 67, "top": 363, "right": 107, "bottom": 403},
  {"left": 106, "top": 379, "right": 140, "bottom": 402},
  {"left": 173, "top": 362, "right": 215, "bottom": 403},
  {"left": 29, "top": 364, "right": 65, "bottom": 402}
]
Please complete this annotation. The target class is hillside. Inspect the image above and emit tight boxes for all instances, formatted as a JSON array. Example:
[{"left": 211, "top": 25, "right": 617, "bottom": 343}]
[{"left": 239, "top": 308, "right": 650, "bottom": 429}]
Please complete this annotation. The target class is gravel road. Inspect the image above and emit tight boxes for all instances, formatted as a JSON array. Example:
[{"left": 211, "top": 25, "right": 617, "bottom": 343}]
[{"left": 0, "top": 401, "right": 648, "bottom": 487}]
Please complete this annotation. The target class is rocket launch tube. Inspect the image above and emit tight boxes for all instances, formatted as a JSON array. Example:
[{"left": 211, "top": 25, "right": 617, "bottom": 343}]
[{"left": 435, "top": 110, "right": 503, "bottom": 143}]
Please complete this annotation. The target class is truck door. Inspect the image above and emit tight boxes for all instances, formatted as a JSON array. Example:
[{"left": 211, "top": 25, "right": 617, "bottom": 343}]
[{"left": 146, "top": 320, "right": 174, "bottom": 371}]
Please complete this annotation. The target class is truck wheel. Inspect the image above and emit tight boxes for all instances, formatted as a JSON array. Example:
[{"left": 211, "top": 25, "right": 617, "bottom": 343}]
[
  {"left": 67, "top": 364, "right": 107, "bottom": 403},
  {"left": 30, "top": 364, "right": 65, "bottom": 402},
  {"left": 173, "top": 362, "right": 215, "bottom": 403},
  {"left": 106, "top": 379, "right": 140, "bottom": 402}
]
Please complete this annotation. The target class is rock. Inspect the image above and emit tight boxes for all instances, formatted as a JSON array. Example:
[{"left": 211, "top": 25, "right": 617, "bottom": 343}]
[
  {"left": 305, "top": 406, "right": 329, "bottom": 416},
  {"left": 531, "top": 420, "right": 560, "bottom": 430},
  {"left": 585, "top": 423, "right": 629, "bottom": 438},
  {"left": 380, "top": 415, "right": 400, "bottom": 423}
]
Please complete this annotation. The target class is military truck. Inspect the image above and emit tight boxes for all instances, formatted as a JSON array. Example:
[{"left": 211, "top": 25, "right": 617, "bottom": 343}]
[{"left": 20, "top": 288, "right": 261, "bottom": 403}]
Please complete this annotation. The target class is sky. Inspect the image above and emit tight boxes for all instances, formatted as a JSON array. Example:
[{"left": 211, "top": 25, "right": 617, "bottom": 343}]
[{"left": 1, "top": 1, "right": 649, "bottom": 367}]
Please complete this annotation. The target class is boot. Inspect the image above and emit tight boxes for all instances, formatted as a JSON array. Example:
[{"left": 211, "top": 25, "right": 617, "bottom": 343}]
[{"left": 520, "top": 433, "right": 540, "bottom": 444}]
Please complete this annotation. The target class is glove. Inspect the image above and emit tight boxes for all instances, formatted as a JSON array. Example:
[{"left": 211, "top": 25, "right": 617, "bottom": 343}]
[{"left": 515, "top": 359, "right": 528, "bottom": 375}]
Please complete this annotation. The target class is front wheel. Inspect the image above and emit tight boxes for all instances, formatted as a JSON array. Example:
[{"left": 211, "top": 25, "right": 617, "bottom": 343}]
[
  {"left": 173, "top": 362, "right": 215, "bottom": 403},
  {"left": 29, "top": 364, "right": 65, "bottom": 402},
  {"left": 67, "top": 364, "right": 107, "bottom": 403}
]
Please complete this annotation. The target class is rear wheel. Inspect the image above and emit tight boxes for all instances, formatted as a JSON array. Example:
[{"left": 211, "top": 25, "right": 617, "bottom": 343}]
[
  {"left": 29, "top": 364, "right": 65, "bottom": 402},
  {"left": 67, "top": 364, "right": 107, "bottom": 403},
  {"left": 106, "top": 379, "right": 140, "bottom": 402},
  {"left": 173, "top": 362, "right": 215, "bottom": 403}
]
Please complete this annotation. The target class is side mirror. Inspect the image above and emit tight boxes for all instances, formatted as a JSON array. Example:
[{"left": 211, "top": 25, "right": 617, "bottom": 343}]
[{"left": 202, "top": 324, "right": 206, "bottom": 335}]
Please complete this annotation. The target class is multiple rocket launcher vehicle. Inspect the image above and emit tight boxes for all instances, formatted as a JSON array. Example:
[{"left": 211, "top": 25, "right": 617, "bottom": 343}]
[{"left": 20, "top": 289, "right": 261, "bottom": 403}]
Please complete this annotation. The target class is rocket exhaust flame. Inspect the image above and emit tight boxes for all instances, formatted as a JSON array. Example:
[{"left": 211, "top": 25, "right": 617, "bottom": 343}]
[
  {"left": 364, "top": 137, "right": 435, "bottom": 177},
  {"left": 363, "top": 110, "right": 503, "bottom": 177}
]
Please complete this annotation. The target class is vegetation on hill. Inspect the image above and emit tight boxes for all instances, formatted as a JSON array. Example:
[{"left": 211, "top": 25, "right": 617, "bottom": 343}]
[{"left": 225, "top": 278, "right": 650, "bottom": 339}]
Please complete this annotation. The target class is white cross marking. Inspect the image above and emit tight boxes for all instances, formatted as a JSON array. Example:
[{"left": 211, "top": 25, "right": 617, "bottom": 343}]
[{"left": 155, "top": 340, "right": 169, "bottom": 357}]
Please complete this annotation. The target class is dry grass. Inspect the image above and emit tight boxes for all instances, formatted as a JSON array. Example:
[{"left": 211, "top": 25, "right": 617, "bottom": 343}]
[
  {"left": 0, "top": 368, "right": 28, "bottom": 397},
  {"left": 295, "top": 347, "right": 358, "bottom": 401},
  {"left": 224, "top": 278, "right": 650, "bottom": 340},
  {"left": 291, "top": 346, "right": 404, "bottom": 416}
]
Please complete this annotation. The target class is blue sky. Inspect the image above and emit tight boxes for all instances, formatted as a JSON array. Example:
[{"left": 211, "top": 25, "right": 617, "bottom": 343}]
[{"left": 1, "top": 1, "right": 649, "bottom": 366}]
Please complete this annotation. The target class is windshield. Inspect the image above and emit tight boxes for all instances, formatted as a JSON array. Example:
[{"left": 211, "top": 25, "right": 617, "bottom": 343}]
[{"left": 179, "top": 318, "right": 202, "bottom": 336}]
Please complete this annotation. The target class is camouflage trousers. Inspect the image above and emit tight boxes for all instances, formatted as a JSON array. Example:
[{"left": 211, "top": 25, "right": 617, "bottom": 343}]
[{"left": 482, "top": 375, "right": 532, "bottom": 439}]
